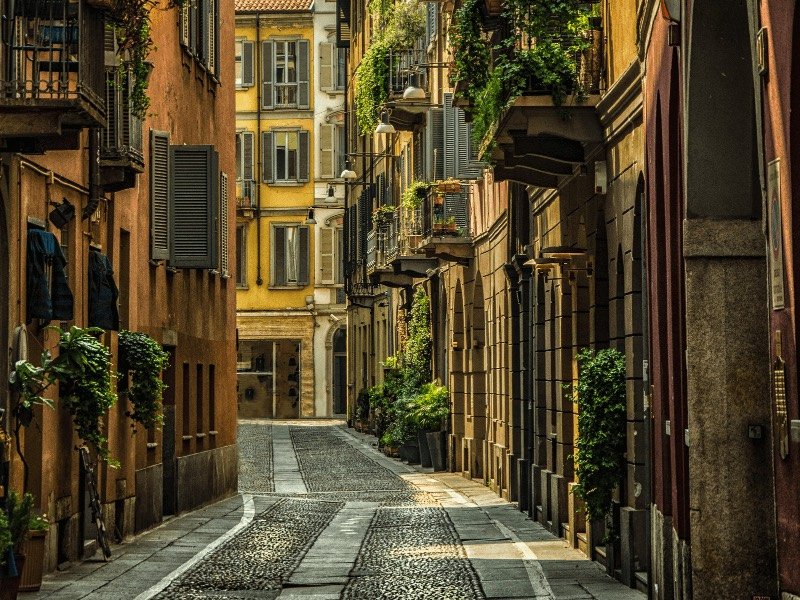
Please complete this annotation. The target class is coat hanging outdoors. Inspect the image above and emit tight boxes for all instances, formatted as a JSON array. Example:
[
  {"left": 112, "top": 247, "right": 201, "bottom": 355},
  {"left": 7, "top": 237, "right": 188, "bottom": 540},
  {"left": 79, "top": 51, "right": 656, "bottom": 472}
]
[{"left": 26, "top": 228, "right": 73, "bottom": 323}]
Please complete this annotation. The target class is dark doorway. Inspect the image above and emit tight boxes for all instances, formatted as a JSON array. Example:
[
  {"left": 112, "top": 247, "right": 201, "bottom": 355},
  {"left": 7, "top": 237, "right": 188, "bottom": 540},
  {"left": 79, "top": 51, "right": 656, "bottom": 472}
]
[{"left": 333, "top": 328, "right": 347, "bottom": 414}]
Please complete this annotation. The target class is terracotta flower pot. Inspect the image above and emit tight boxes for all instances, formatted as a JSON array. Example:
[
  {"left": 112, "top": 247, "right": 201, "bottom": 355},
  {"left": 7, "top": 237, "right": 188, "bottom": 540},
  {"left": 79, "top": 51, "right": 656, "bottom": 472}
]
[
  {"left": 0, "top": 554, "right": 26, "bottom": 600},
  {"left": 19, "top": 531, "right": 47, "bottom": 591}
]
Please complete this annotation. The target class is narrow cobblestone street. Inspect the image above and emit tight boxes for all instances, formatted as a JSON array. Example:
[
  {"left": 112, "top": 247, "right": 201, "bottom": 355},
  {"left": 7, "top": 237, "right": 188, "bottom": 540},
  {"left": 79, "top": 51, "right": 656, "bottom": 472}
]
[{"left": 28, "top": 421, "right": 644, "bottom": 600}]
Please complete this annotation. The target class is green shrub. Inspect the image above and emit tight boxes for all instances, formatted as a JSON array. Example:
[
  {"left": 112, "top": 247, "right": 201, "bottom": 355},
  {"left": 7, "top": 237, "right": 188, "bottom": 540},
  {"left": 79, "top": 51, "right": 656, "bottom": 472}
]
[
  {"left": 0, "top": 510, "right": 11, "bottom": 566},
  {"left": 119, "top": 330, "right": 170, "bottom": 432},
  {"left": 571, "top": 348, "right": 627, "bottom": 527},
  {"left": 408, "top": 382, "right": 449, "bottom": 431}
]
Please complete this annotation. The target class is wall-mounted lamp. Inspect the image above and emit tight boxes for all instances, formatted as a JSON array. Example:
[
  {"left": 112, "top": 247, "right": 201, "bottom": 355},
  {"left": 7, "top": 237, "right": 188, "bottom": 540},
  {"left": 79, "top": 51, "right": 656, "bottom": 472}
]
[
  {"left": 403, "top": 84, "right": 426, "bottom": 101},
  {"left": 327, "top": 184, "right": 336, "bottom": 199},
  {"left": 375, "top": 111, "right": 396, "bottom": 135},
  {"left": 340, "top": 160, "right": 357, "bottom": 180},
  {"left": 48, "top": 197, "right": 75, "bottom": 228},
  {"left": 304, "top": 209, "right": 317, "bottom": 225}
]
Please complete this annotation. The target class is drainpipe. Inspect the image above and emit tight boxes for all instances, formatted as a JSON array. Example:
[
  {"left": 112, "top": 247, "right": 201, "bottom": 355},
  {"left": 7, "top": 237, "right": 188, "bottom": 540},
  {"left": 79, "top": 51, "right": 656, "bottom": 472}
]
[
  {"left": 255, "top": 12, "right": 264, "bottom": 285},
  {"left": 82, "top": 128, "right": 102, "bottom": 219}
]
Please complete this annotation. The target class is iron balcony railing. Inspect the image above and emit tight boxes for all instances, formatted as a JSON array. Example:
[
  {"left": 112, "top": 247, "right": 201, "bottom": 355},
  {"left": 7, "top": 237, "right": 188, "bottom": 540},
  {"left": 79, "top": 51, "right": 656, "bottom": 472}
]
[
  {"left": 1, "top": 0, "right": 105, "bottom": 122},
  {"left": 388, "top": 43, "right": 427, "bottom": 97},
  {"left": 366, "top": 229, "right": 377, "bottom": 271},
  {"left": 398, "top": 205, "right": 424, "bottom": 255},
  {"left": 423, "top": 185, "right": 471, "bottom": 239},
  {"left": 101, "top": 65, "right": 143, "bottom": 166},
  {"left": 236, "top": 179, "right": 256, "bottom": 208}
]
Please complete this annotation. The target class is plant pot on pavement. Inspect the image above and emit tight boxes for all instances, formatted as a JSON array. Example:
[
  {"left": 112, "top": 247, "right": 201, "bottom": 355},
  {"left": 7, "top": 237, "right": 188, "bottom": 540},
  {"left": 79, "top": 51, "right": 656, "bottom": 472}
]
[
  {"left": 399, "top": 440, "right": 421, "bottom": 464},
  {"left": 417, "top": 430, "right": 433, "bottom": 468},
  {"left": 426, "top": 431, "right": 447, "bottom": 472},
  {"left": 19, "top": 530, "right": 46, "bottom": 591}
]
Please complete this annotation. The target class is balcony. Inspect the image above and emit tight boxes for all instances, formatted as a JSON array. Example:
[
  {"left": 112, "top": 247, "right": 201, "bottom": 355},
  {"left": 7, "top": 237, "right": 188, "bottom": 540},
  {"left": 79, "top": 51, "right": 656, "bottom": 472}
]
[
  {"left": 419, "top": 184, "right": 473, "bottom": 264},
  {"left": 236, "top": 179, "right": 256, "bottom": 218},
  {"left": 367, "top": 207, "right": 436, "bottom": 286},
  {"left": 100, "top": 66, "right": 143, "bottom": 191},
  {"left": 483, "top": 30, "right": 605, "bottom": 188},
  {"left": 387, "top": 43, "right": 428, "bottom": 131},
  {"left": 0, "top": 0, "right": 106, "bottom": 139}
]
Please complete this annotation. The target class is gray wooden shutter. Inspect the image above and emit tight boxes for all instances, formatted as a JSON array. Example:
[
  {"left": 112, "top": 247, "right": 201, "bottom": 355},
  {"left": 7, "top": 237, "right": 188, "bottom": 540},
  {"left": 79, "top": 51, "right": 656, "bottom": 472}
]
[
  {"left": 319, "top": 42, "right": 334, "bottom": 90},
  {"left": 456, "top": 107, "right": 483, "bottom": 179},
  {"left": 426, "top": 3, "right": 437, "bottom": 44},
  {"left": 181, "top": 5, "right": 190, "bottom": 47},
  {"left": 320, "top": 227, "right": 335, "bottom": 284},
  {"left": 170, "top": 145, "right": 219, "bottom": 268},
  {"left": 150, "top": 130, "right": 170, "bottom": 260},
  {"left": 242, "top": 131, "right": 254, "bottom": 181},
  {"left": 443, "top": 93, "right": 456, "bottom": 179},
  {"left": 319, "top": 123, "right": 335, "bottom": 179},
  {"left": 262, "top": 131, "right": 274, "bottom": 183},
  {"left": 445, "top": 190, "right": 469, "bottom": 232},
  {"left": 242, "top": 41, "right": 254, "bottom": 87},
  {"left": 413, "top": 131, "right": 424, "bottom": 180},
  {"left": 297, "top": 40, "right": 310, "bottom": 109},
  {"left": 426, "top": 108, "right": 444, "bottom": 181},
  {"left": 335, "top": 227, "right": 344, "bottom": 284},
  {"left": 262, "top": 41, "right": 274, "bottom": 109},
  {"left": 298, "top": 226, "right": 310, "bottom": 285},
  {"left": 220, "top": 172, "right": 229, "bottom": 276},
  {"left": 298, "top": 130, "right": 310, "bottom": 182},
  {"left": 273, "top": 225, "right": 286, "bottom": 285}
]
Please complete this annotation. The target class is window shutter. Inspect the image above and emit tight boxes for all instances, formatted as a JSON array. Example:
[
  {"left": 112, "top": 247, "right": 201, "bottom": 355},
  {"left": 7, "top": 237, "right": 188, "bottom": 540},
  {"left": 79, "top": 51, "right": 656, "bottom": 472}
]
[
  {"left": 242, "top": 41, "right": 254, "bottom": 87},
  {"left": 243, "top": 131, "right": 254, "bottom": 181},
  {"left": 319, "top": 123, "right": 335, "bottom": 179},
  {"left": 189, "top": 1, "right": 198, "bottom": 54},
  {"left": 262, "top": 131, "right": 274, "bottom": 183},
  {"left": 413, "top": 130, "right": 424, "bottom": 180},
  {"left": 320, "top": 227, "right": 334, "bottom": 284},
  {"left": 298, "top": 130, "right": 310, "bottom": 182},
  {"left": 150, "top": 130, "right": 170, "bottom": 260},
  {"left": 298, "top": 226, "right": 310, "bottom": 285},
  {"left": 456, "top": 106, "right": 483, "bottom": 179},
  {"left": 220, "top": 172, "right": 229, "bottom": 276},
  {"left": 445, "top": 190, "right": 469, "bottom": 231},
  {"left": 273, "top": 225, "right": 286, "bottom": 285},
  {"left": 181, "top": 5, "right": 190, "bottom": 47},
  {"left": 426, "top": 3, "right": 437, "bottom": 44},
  {"left": 235, "top": 132, "right": 242, "bottom": 180},
  {"left": 336, "top": 0, "right": 350, "bottom": 48},
  {"left": 206, "top": 0, "right": 216, "bottom": 72},
  {"left": 443, "top": 92, "right": 456, "bottom": 179},
  {"left": 426, "top": 108, "right": 444, "bottom": 181},
  {"left": 170, "top": 145, "right": 219, "bottom": 269},
  {"left": 335, "top": 227, "right": 344, "bottom": 284},
  {"left": 297, "top": 40, "right": 310, "bottom": 109},
  {"left": 262, "top": 41, "right": 274, "bottom": 109},
  {"left": 319, "top": 42, "right": 334, "bottom": 90}
]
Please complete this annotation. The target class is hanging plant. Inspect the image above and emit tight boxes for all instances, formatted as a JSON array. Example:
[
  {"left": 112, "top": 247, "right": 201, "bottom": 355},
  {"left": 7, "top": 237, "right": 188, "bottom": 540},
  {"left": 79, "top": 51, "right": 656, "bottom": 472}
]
[
  {"left": 355, "top": 40, "right": 390, "bottom": 134},
  {"left": 401, "top": 180, "right": 430, "bottom": 210},
  {"left": 118, "top": 330, "right": 170, "bottom": 431},
  {"left": 570, "top": 348, "right": 627, "bottom": 534},
  {"left": 449, "top": 0, "right": 489, "bottom": 104},
  {"left": 48, "top": 327, "right": 119, "bottom": 467}
]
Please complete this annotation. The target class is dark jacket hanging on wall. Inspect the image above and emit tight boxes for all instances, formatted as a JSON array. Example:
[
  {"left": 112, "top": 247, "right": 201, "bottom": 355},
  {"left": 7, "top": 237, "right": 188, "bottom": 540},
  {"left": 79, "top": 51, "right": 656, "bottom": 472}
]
[
  {"left": 26, "top": 229, "right": 74, "bottom": 323},
  {"left": 88, "top": 249, "right": 120, "bottom": 331}
]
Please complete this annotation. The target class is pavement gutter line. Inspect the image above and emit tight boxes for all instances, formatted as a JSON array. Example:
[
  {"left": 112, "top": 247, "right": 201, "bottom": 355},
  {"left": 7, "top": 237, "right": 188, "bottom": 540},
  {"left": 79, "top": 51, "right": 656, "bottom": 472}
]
[{"left": 132, "top": 493, "right": 256, "bottom": 600}]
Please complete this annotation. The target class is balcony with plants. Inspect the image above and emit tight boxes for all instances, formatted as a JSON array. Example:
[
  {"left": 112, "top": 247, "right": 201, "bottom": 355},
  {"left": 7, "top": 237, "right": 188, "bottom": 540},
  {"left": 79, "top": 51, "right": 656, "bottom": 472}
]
[
  {"left": 236, "top": 179, "right": 256, "bottom": 218},
  {"left": 354, "top": 0, "right": 428, "bottom": 135},
  {"left": 100, "top": 64, "right": 143, "bottom": 191},
  {"left": 449, "top": 0, "right": 604, "bottom": 187},
  {"left": 419, "top": 181, "right": 472, "bottom": 263},
  {"left": 0, "top": 0, "right": 107, "bottom": 140}
]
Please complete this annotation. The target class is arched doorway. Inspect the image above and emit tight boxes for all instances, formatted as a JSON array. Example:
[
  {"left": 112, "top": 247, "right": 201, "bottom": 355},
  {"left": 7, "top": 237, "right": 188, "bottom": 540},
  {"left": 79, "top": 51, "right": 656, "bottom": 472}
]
[
  {"left": 451, "top": 281, "right": 466, "bottom": 473},
  {"left": 469, "top": 273, "right": 487, "bottom": 479},
  {"left": 332, "top": 328, "right": 347, "bottom": 415}
]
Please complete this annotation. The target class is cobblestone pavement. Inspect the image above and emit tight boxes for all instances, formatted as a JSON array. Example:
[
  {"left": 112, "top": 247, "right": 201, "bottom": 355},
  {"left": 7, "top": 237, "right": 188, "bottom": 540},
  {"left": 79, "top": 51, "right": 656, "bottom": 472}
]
[{"left": 29, "top": 420, "right": 645, "bottom": 600}]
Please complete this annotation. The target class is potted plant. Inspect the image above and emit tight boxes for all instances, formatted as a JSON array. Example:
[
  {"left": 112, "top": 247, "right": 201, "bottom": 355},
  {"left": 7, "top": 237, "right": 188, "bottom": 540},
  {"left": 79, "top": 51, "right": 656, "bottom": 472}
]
[
  {"left": 1, "top": 491, "right": 43, "bottom": 599},
  {"left": 401, "top": 181, "right": 430, "bottom": 211},
  {"left": 409, "top": 382, "right": 449, "bottom": 471},
  {"left": 18, "top": 510, "right": 48, "bottom": 592},
  {"left": 372, "top": 205, "right": 395, "bottom": 229},
  {"left": 0, "top": 509, "right": 14, "bottom": 600}
]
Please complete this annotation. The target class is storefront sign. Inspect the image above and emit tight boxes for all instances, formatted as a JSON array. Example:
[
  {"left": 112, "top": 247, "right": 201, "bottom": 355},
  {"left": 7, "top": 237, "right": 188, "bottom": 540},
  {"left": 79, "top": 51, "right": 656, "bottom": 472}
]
[{"left": 768, "top": 159, "right": 785, "bottom": 310}]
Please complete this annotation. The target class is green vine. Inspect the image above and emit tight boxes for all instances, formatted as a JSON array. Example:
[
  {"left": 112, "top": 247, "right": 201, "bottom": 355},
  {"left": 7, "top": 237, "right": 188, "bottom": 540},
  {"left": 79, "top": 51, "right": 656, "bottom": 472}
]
[
  {"left": 118, "top": 330, "right": 170, "bottom": 432},
  {"left": 384, "top": 0, "right": 426, "bottom": 50},
  {"left": 571, "top": 348, "right": 627, "bottom": 531},
  {"left": 401, "top": 180, "right": 430, "bottom": 210},
  {"left": 449, "top": 0, "right": 490, "bottom": 104},
  {"left": 0, "top": 511, "right": 10, "bottom": 567},
  {"left": 355, "top": 40, "right": 390, "bottom": 134}
]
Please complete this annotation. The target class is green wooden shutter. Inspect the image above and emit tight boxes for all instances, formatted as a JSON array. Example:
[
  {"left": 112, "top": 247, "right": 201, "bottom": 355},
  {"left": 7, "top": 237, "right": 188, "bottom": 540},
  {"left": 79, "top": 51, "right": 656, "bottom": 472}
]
[
  {"left": 150, "top": 130, "right": 170, "bottom": 260},
  {"left": 262, "top": 131, "right": 274, "bottom": 183},
  {"left": 262, "top": 41, "right": 274, "bottom": 109},
  {"left": 170, "top": 145, "right": 219, "bottom": 268},
  {"left": 298, "top": 226, "right": 310, "bottom": 285},
  {"left": 426, "top": 108, "right": 444, "bottom": 181},
  {"left": 298, "top": 130, "right": 310, "bottom": 182},
  {"left": 297, "top": 40, "right": 310, "bottom": 109},
  {"left": 443, "top": 92, "right": 456, "bottom": 179},
  {"left": 242, "top": 41, "right": 254, "bottom": 87},
  {"left": 273, "top": 225, "right": 286, "bottom": 285}
]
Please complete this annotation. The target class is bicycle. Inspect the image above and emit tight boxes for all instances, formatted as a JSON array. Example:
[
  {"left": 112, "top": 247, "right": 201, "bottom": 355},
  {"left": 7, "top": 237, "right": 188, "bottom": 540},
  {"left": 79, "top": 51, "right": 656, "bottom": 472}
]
[{"left": 77, "top": 446, "right": 112, "bottom": 560}]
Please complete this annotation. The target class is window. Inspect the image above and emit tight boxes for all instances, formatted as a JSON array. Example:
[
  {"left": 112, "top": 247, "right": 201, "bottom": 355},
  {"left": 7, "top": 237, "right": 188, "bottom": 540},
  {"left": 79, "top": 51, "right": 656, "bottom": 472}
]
[
  {"left": 261, "top": 40, "right": 309, "bottom": 109},
  {"left": 272, "top": 225, "right": 309, "bottom": 287},
  {"left": 236, "top": 225, "right": 247, "bottom": 287},
  {"left": 319, "top": 123, "right": 344, "bottom": 179},
  {"left": 320, "top": 42, "right": 346, "bottom": 91},
  {"left": 181, "top": 0, "right": 219, "bottom": 75},
  {"left": 262, "top": 130, "right": 310, "bottom": 183},
  {"left": 235, "top": 40, "right": 254, "bottom": 88},
  {"left": 319, "top": 226, "right": 344, "bottom": 285}
]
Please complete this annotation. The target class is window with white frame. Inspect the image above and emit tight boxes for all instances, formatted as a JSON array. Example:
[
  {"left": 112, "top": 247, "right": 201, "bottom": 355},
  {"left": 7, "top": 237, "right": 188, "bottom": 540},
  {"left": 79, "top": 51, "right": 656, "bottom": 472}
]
[
  {"left": 262, "top": 40, "right": 310, "bottom": 109},
  {"left": 272, "top": 224, "right": 310, "bottom": 286},
  {"left": 262, "top": 130, "right": 310, "bottom": 183}
]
